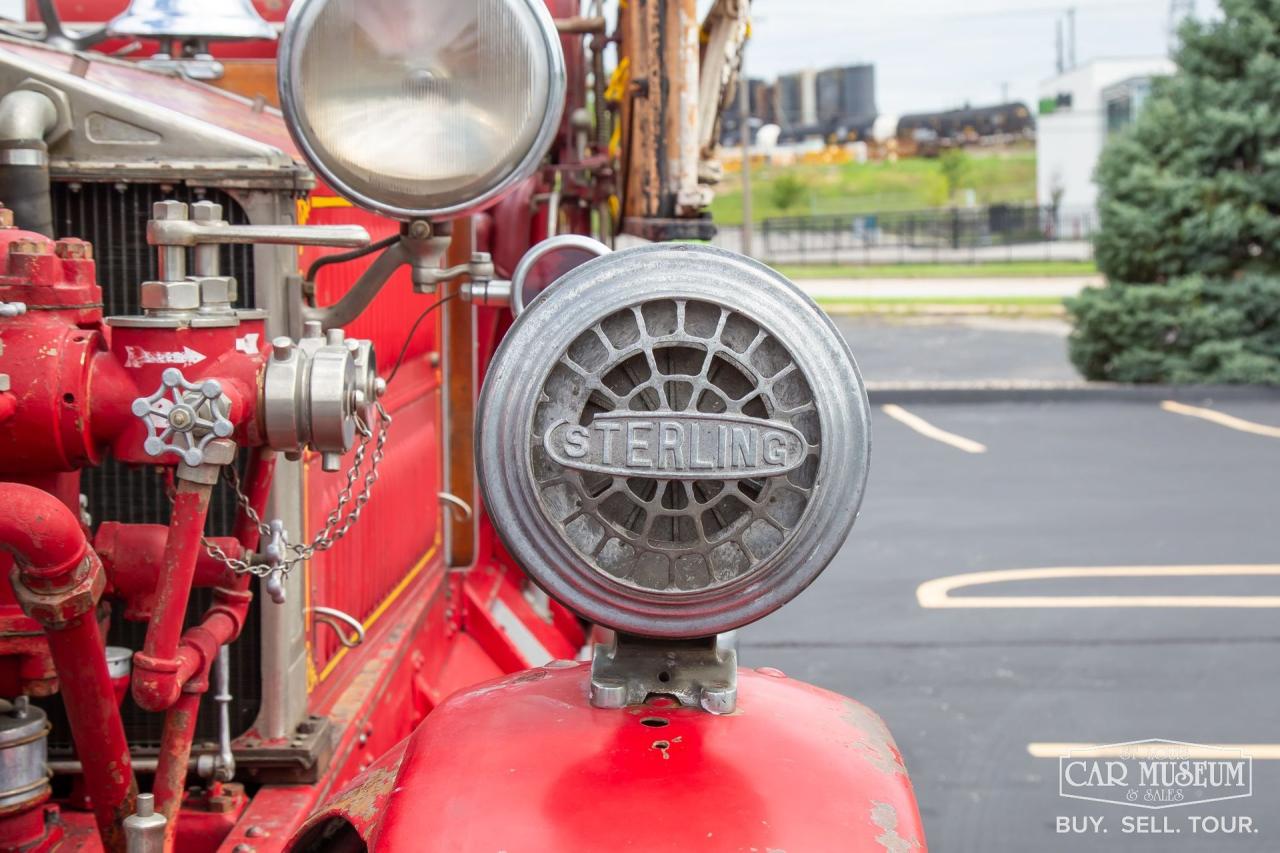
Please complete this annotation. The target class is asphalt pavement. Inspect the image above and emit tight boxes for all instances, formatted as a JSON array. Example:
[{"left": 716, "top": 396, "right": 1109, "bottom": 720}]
[{"left": 738, "top": 316, "right": 1280, "bottom": 852}]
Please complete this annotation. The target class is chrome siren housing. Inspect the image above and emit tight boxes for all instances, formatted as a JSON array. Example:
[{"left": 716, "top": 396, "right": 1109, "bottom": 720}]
[{"left": 477, "top": 244, "right": 871, "bottom": 639}]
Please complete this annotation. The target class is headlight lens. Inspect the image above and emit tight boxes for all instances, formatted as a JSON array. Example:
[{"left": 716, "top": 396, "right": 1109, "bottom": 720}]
[{"left": 280, "top": 0, "right": 566, "bottom": 219}]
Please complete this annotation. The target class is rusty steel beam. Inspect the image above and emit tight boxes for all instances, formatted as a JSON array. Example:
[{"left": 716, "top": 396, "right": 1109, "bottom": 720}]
[
  {"left": 441, "top": 221, "right": 477, "bottom": 567},
  {"left": 619, "top": 0, "right": 715, "bottom": 242},
  {"left": 555, "top": 16, "right": 607, "bottom": 34}
]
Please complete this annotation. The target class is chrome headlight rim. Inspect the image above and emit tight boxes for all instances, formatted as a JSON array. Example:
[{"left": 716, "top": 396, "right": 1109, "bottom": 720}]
[
  {"left": 278, "top": 0, "right": 568, "bottom": 222},
  {"left": 477, "top": 244, "right": 872, "bottom": 639}
]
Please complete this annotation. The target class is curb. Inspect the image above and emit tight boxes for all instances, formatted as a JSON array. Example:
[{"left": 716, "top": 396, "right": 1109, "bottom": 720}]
[{"left": 866, "top": 381, "right": 1280, "bottom": 405}]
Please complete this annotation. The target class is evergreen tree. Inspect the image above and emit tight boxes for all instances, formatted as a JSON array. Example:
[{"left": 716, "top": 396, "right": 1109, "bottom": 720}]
[{"left": 1068, "top": 0, "right": 1280, "bottom": 384}]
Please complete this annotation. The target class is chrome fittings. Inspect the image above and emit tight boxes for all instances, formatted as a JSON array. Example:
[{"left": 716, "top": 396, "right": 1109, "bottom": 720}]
[{"left": 261, "top": 321, "right": 383, "bottom": 472}]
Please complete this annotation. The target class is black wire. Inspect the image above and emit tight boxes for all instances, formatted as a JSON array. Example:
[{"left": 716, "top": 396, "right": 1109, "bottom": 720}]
[
  {"left": 305, "top": 234, "right": 400, "bottom": 284},
  {"left": 386, "top": 294, "right": 458, "bottom": 386}
]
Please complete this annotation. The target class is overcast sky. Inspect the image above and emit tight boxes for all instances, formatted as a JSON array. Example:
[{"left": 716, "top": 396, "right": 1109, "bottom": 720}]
[{"left": 733, "top": 0, "right": 1211, "bottom": 116}]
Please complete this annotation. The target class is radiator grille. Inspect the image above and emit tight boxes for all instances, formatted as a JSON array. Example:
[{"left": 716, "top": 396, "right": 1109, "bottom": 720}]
[{"left": 41, "top": 182, "right": 263, "bottom": 753}]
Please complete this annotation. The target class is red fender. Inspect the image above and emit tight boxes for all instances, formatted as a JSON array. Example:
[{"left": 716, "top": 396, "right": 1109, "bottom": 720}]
[{"left": 290, "top": 664, "right": 927, "bottom": 852}]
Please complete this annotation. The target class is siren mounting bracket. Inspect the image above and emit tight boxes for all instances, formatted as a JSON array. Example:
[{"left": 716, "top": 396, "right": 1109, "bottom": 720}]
[{"left": 590, "top": 633, "right": 738, "bottom": 714}]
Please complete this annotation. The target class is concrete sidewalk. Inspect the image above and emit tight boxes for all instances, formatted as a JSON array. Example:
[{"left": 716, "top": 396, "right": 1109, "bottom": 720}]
[{"left": 795, "top": 275, "right": 1102, "bottom": 300}]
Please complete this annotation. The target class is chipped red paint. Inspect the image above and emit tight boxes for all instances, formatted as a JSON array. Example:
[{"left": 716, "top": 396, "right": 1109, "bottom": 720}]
[
  {"left": 154, "top": 692, "right": 202, "bottom": 846},
  {"left": 299, "top": 665, "right": 927, "bottom": 852}
]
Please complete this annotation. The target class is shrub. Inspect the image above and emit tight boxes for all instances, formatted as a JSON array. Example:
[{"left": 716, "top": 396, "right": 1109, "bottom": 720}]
[{"left": 1070, "top": 0, "right": 1280, "bottom": 384}]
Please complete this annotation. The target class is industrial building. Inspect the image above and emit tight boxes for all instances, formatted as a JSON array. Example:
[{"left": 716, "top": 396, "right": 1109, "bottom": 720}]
[{"left": 1036, "top": 57, "right": 1175, "bottom": 212}]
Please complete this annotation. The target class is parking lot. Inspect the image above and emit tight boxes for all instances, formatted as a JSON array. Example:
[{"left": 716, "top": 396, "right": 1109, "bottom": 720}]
[{"left": 740, "top": 316, "right": 1280, "bottom": 852}]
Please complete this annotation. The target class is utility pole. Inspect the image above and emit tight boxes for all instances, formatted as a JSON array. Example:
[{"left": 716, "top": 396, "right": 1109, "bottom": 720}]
[
  {"left": 1055, "top": 18, "right": 1065, "bottom": 74},
  {"left": 738, "top": 47, "right": 753, "bottom": 258},
  {"left": 1001, "top": 81, "right": 1010, "bottom": 104},
  {"left": 1067, "top": 7, "right": 1077, "bottom": 70}
]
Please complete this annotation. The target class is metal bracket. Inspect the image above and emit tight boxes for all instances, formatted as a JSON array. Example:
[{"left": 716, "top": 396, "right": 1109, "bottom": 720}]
[
  {"left": 232, "top": 714, "right": 334, "bottom": 785},
  {"left": 438, "top": 492, "right": 473, "bottom": 522},
  {"left": 308, "top": 607, "right": 365, "bottom": 649},
  {"left": 589, "top": 633, "right": 737, "bottom": 714}
]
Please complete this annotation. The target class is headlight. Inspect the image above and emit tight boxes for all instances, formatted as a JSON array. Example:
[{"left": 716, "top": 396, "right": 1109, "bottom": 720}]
[{"left": 279, "top": 0, "right": 566, "bottom": 220}]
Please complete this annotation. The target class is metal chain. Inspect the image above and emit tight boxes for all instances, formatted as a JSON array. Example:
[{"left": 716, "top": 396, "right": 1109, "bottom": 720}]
[{"left": 194, "top": 402, "right": 392, "bottom": 578}]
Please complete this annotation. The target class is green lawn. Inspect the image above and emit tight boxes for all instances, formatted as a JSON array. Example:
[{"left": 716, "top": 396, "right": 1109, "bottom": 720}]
[
  {"left": 711, "top": 149, "right": 1037, "bottom": 226},
  {"left": 776, "top": 261, "right": 1098, "bottom": 280}
]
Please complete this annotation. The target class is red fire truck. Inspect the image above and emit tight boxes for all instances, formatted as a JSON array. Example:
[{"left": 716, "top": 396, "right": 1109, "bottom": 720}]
[{"left": 0, "top": 1, "right": 925, "bottom": 850}]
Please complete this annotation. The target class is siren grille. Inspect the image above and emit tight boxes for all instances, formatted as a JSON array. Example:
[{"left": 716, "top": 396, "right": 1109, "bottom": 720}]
[{"left": 478, "top": 244, "right": 870, "bottom": 639}]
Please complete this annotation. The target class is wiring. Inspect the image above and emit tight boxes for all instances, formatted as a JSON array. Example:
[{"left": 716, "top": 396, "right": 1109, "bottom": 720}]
[
  {"left": 305, "top": 234, "right": 400, "bottom": 284},
  {"left": 386, "top": 294, "right": 459, "bottom": 386}
]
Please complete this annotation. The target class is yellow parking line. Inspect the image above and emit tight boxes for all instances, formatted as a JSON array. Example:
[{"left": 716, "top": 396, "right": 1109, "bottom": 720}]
[
  {"left": 916, "top": 565, "right": 1280, "bottom": 609},
  {"left": 1029, "top": 743, "right": 1280, "bottom": 760},
  {"left": 881, "top": 404, "right": 987, "bottom": 454},
  {"left": 1161, "top": 400, "right": 1280, "bottom": 439}
]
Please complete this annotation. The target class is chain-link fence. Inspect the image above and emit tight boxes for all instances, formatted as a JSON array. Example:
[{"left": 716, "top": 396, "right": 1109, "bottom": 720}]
[{"left": 714, "top": 203, "right": 1096, "bottom": 265}]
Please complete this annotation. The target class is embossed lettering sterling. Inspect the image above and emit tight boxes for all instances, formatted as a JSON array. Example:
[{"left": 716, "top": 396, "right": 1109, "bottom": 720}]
[{"left": 477, "top": 244, "right": 872, "bottom": 639}]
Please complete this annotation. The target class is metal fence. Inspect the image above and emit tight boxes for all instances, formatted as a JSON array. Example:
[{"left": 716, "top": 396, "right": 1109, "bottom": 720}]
[{"left": 713, "top": 204, "right": 1097, "bottom": 266}]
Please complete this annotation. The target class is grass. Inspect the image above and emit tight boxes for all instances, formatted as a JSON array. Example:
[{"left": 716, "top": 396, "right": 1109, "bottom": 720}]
[
  {"left": 711, "top": 148, "right": 1037, "bottom": 226},
  {"left": 776, "top": 261, "right": 1098, "bottom": 280}
]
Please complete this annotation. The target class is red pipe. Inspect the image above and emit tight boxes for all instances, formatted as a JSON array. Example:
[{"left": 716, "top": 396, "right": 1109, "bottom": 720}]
[
  {"left": 0, "top": 483, "right": 136, "bottom": 853},
  {"left": 95, "top": 522, "right": 243, "bottom": 620},
  {"left": 150, "top": 450, "right": 274, "bottom": 845},
  {"left": 152, "top": 691, "right": 201, "bottom": 847},
  {"left": 0, "top": 483, "right": 87, "bottom": 582},
  {"left": 132, "top": 479, "right": 214, "bottom": 712}
]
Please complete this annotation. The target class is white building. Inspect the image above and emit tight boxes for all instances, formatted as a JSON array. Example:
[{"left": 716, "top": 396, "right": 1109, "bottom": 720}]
[{"left": 1037, "top": 58, "right": 1175, "bottom": 213}]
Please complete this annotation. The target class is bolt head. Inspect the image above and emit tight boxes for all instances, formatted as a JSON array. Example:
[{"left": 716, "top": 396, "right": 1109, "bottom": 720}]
[
  {"left": 271, "top": 337, "right": 295, "bottom": 361},
  {"left": 8, "top": 238, "right": 48, "bottom": 256},
  {"left": 408, "top": 220, "right": 432, "bottom": 240},
  {"left": 0, "top": 208, "right": 12, "bottom": 229},
  {"left": 54, "top": 239, "right": 92, "bottom": 261},
  {"left": 194, "top": 276, "right": 235, "bottom": 306},
  {"left": 153, "top": 200, "right": 190, "bottom": 221},
  {"left": 142, "top": 280, "right": 200, "bottom": 312},
  {"left": 191, "top": 201, "right": 224, "bottom": 222},
  {"left": 168, "top": 407, "right": 195, "bottom": 430}
]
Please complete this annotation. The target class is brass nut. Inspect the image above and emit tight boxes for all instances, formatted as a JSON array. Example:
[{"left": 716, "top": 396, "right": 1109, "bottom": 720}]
[
  {"left": 8, "top": 239, "right": 48, "bottom": 256},
  {"left": 141, "top": 280, "right": 200, "bottom": 311},
  {"left": 54, "top": 239, "right": 93, "bottom": 261},
  {"left": 11, "top": 556, "right": 106, "bottom": 629}
]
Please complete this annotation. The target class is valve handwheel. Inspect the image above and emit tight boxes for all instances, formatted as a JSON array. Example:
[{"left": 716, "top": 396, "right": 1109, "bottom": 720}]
[{"left": 131, "top": 368, "right": 234, "bottom": 467}]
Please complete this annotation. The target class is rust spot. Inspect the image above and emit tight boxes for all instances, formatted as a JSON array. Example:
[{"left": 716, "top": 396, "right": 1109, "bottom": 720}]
[
  {"left": 870, "top": 801, "right": 920, "bottom": 853},
  {"left": 842, "top": 701, "right": 908, "bottom": 778},
  {"left": 324, "top": 765, "right": 397, "bottom": 823}
]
